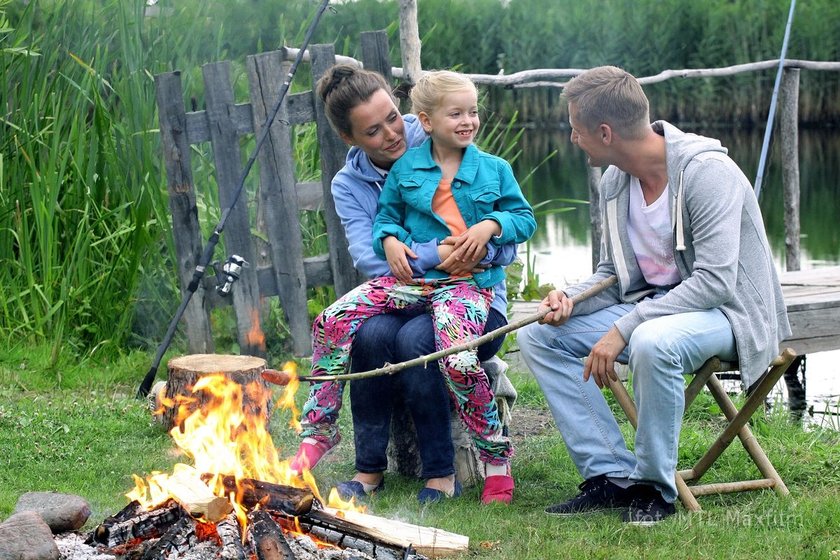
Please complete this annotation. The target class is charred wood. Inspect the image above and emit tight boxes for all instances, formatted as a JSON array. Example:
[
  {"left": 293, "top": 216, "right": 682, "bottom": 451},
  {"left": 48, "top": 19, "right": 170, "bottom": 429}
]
[
  {"left": 94, "top": 500, "right": 185, "bottom": 548},
  {"left": 305, "top": 526, "right": 409, "bottom": 560},
  {"left": 88, "top": 500, "right": 144, "bottom": 544},
  {"left": 141, "top": 516, "right": 197, "bottom": 560},
  {"left": 217, "top": 513, "right": 247, "bottom": 560},
  {"left": 212, "top": 475, "right": 315, "bottom": 516},
  {"left": 247, "top": 510, "right": 297, "bottom": 560}
]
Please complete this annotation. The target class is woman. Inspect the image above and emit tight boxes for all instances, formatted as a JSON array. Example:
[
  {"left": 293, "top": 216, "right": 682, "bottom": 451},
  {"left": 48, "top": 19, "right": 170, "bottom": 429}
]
[{"left": 292, "top": 64, "right": 516, "bottom": 503}]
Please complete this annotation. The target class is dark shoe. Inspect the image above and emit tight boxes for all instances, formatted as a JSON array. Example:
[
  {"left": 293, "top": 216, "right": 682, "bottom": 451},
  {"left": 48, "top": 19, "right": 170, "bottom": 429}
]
[
  {"left": 545, "top": 475, "right": 632, "bottom": 516},
  {"left": 336, "top": 477, "right": 385, "bottom": 501},
  {"left": 417, "top": 480, "right": 463, "bottom": 504},
  {"left": 621, "top": 484, "right": 676, "bottom": 526}
]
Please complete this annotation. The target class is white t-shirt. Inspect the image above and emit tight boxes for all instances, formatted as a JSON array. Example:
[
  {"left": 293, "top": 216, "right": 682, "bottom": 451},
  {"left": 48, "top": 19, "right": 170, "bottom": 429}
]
[{"left": 627, "top": 176, "right": 681, "bottom": 287}]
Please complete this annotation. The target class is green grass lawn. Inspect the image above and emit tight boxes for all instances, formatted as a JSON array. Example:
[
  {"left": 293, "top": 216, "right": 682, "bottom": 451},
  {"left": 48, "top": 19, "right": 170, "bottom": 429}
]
[{"left": 1, "top": 345, "right": 838, "bottom": 559}]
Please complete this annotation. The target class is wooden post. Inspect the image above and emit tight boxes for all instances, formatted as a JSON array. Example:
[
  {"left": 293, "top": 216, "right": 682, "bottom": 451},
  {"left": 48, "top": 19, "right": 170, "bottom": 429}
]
[
  {"left": 780, "top": 68, "right": 801, "bottom": 272},
  {"left": 397, "top": 0, "right": 422, "bottom": 85},
  {"left": 247, "top": 51, "right": 312, "bottom": 356},
  {"left": 310, "top": 44, "right": 366, "bottom": 296},
  {"left": 154, "top": 71, "right": 214, "bottom": 354},
  {"left": 202, "top": 61, "right": 264, "bottom": 357},
  {"left": 361, "top": 31, "right": 392, "bottom": 80},
  {"left": 587, "top": 166, "right": 603, "bottom": 273}
]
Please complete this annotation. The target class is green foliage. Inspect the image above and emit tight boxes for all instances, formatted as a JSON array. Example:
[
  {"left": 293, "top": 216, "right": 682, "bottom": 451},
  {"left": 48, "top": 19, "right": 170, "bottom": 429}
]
[{"left": 3, "top": 0, "right": 839, "bottom": 364}]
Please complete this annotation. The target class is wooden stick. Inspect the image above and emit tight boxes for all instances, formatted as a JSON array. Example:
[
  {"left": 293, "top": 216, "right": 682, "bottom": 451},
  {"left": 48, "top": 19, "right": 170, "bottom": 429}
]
[{"left": 297, "top": 275, "right": 618, "bottom": 384}]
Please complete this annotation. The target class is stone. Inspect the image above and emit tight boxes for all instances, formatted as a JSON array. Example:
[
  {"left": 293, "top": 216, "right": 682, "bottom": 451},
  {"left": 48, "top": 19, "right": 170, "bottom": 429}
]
[
  {"left": 13, "top": 492, "right": 91, "bottom": 533},
  {"left": 0, "top": 511, "right": 59, "bottom": 560}
]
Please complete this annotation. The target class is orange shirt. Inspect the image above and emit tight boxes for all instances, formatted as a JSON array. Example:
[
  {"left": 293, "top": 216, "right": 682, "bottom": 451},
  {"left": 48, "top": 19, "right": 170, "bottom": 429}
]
[{"left": 432, "top": 178, "right": 468, "bottom": 236}]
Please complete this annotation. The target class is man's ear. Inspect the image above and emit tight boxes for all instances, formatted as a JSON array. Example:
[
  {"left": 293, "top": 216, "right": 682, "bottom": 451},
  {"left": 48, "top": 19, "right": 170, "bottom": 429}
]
[
  {"left": 418, "top": 111, "right": 433, "bottom": 133},
  {"left": 598, "top": 123, "right": 613, "bottom": 145}
]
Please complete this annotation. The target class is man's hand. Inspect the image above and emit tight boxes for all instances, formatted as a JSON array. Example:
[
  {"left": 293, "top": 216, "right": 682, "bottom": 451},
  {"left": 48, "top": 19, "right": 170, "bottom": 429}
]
[
  {"left": 383, "top": 236, "right": 417, "bottom": 283},
  {"left": 583, "top": 326, "right": 627, "bottom": 389},
  {"left": 537, "top": 289, "right": 574, "bottom": 326}
]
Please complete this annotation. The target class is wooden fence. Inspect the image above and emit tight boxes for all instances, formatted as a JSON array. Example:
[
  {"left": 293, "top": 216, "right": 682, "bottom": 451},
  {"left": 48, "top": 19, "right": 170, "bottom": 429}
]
[{"left": 155, "top": 31, "right": 401, "bottom": 357}]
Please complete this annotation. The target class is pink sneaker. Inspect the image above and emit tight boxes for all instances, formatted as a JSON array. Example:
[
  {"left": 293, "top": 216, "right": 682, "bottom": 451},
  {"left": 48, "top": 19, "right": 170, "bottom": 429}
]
[
  {"left": 289, "top": 436, "right": 340, "bottom": 474},
  {"left": 481, "top": 464, "right": 514, "bottom": 504}
]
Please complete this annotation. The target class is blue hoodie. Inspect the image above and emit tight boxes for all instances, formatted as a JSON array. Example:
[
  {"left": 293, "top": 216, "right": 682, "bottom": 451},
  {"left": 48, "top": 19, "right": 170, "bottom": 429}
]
[{"left": 330, "top": 115, "right": 517, "bottom": 314}]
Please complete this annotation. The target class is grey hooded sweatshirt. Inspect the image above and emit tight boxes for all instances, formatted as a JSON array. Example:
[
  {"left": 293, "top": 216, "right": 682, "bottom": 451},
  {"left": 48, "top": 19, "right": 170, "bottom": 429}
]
[{"left": 564, "top": 121, "right": 791, "bottom": 386}]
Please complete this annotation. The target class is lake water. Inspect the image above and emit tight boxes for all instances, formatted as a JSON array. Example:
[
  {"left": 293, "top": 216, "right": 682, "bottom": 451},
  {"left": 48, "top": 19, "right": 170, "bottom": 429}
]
[{"left": 509, "top": 126, "right": 840, "bottom": 424}]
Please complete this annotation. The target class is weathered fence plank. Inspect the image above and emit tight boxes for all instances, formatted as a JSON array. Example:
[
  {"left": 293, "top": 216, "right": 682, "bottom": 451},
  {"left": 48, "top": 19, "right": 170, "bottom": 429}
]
[
  {"left": 310, "top": 44, "right": 366, "bottom": 296},
  {"left": 202, "top": 61, "right": 264, "bottom": 356},
  {"left": 247, "top": 51, "right": 311, "bottom": 356},
  {"left": 154, "top": 71, "right": 213, "bottom": 354}
]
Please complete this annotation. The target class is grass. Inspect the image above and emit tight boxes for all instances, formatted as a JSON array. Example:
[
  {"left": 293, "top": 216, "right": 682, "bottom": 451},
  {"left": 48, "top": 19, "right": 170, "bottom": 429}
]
[{"left": 2, "top": 345, "right": 839, "bottom": 559}]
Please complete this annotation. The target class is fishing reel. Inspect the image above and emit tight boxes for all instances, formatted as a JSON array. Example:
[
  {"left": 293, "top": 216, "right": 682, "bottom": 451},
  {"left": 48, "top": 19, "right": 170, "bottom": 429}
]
[{"left": 215, "top": 254, "right": 248, "bottom": 296}]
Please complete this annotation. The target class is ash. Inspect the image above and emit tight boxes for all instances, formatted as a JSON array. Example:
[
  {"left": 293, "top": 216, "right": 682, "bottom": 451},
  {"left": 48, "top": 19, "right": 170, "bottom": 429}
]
[{"left": 55, "top": 533, "right": 115, "bottom": 560}]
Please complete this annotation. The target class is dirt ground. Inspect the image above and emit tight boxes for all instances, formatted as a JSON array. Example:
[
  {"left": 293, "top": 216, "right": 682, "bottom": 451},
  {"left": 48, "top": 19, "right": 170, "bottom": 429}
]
[{"left": 507, "top": 405, "right": 555, "bottom": 446}]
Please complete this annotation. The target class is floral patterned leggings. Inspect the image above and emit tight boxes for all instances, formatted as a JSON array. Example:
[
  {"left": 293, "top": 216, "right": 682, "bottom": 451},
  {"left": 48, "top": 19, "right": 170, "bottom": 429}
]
[{"left": 301, "top": 275, "right": 512, "bottom": 465}]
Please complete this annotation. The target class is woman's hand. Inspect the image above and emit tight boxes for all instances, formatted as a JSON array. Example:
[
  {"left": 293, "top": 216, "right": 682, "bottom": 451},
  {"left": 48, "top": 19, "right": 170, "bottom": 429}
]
[{"left": 383, "top": 236, "right": 417, "bottom": 282}]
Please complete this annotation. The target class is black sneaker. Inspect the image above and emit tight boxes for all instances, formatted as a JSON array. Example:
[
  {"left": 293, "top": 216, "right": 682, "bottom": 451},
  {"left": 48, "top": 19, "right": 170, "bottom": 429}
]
[
  {"left": 621, "top": 484, "right": 676, "bottom": 526},
  {"left": 545, "top": 475, "right": 632, "bottom": 516}
]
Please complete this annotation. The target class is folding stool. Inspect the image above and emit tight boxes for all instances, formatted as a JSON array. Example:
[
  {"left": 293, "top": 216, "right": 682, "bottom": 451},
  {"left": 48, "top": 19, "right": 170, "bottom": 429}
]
[{"left": 607, "top": 347, "right": 797, "bottom": 511}]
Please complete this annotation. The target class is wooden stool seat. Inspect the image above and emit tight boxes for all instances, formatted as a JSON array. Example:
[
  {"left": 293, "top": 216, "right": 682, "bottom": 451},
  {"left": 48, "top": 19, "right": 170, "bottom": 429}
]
[{"left": 607, "top": 347, "right": 797, "bottom": 511}]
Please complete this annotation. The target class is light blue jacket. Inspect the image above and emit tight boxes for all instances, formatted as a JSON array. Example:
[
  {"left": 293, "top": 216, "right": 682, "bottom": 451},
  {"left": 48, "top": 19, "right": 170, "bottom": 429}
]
[
  {"left": 330, "top": 115, "right": 517, "bottom": 313},
  {"left": 373, "top": 139, "right": 536, "bottom": 289}
]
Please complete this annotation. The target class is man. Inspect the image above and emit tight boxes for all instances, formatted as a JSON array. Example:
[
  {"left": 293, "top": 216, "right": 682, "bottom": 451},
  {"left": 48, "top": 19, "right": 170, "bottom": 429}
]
[{"left": 517, "top": 66, "right": 791, "bottom": 525}]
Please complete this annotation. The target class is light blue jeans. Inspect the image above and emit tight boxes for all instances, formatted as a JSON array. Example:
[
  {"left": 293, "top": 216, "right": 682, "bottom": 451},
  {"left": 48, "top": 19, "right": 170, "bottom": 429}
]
[{"left": 517, "top": 304, "right": 736, "bottom": 503}]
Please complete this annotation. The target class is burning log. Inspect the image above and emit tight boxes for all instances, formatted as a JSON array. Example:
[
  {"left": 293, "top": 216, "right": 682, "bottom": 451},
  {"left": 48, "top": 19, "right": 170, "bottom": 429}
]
[
  {"left": 165, "top": 467, "right": 233, "bottom": 522},
  {"left": 140, "top": 516, "right": 197, "bottom": 559},
  {"left": 217, "top": 513, "right": 247, "bottom": 560},
  {"left": 247, "top": 510, "right": 297, "bottom": 560},
  {"left": 213, "top": 475, "right": 315, "bottom": 516},
  {"left": 156, "top": 354, "right": 272, "bottom": 430},
  {"left": 300, "top": 508, "right": 468, "bottom": 559},
  {"left": 92, "top": 500, "right": 184, "bottom": 548}
]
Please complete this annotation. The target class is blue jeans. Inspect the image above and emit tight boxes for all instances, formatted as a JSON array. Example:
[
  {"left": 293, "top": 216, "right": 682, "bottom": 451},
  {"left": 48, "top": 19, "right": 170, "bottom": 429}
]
[
  {"left": 349, "top": 307, "right": 507, "bottom": 479},
  {"left": 516, "top": 304, "right": 736, "bottom": 502}
]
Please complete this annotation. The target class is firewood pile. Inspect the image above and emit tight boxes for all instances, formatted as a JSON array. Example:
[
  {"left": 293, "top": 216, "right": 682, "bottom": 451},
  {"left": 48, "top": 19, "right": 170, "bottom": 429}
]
[{"left": 65, "top": 477, "right": 466, "bottom": 560}]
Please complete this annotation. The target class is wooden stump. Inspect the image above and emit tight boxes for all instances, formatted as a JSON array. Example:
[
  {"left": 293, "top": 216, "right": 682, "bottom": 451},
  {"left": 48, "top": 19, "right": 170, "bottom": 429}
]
[
  {"left": 387, "top": 397, "right": 484, "bottom": 488},
  {"left": 154, "top": 354, "right": 272, "bottom": 431}
]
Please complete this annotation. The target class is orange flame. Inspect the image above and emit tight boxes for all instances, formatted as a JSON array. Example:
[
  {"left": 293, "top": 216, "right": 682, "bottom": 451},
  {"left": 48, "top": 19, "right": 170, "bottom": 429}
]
[
  {"left": 247, "top": 309, "right": 266, "bottom": 353},
  {"left": 130, "top": 367, "right": 364, "bottom": 528}
]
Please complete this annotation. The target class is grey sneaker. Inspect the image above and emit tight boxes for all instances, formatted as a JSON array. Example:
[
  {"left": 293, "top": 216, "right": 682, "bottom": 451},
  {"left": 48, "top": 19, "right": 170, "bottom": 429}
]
[
  {"left": 545, "top": 475, "right": 633, "bottom": 516},
  {"left": 621, "top": 484, "right": 676, "bottom": 526}
]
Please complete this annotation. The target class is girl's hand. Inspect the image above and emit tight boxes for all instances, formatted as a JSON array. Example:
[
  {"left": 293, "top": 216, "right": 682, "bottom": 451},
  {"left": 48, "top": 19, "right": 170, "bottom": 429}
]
[
  {"left": 437, "top": 239, "right": 486, "bottom": 276},
  {"left": 383, "top": 236, "right": 417, "bottom": 282},
  {"left": 443, "top": 220, "right": 500, "bottom": 265}
]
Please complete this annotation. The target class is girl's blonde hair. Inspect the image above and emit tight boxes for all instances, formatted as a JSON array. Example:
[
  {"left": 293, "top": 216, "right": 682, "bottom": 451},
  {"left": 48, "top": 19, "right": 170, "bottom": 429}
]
[{"left": 409, "top": 70, "right": 477, "bottom": 115}]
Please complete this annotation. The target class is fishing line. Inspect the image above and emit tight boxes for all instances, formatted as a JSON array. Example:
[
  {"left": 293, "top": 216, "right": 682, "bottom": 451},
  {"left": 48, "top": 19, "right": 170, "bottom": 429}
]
[{"left": 754, "top": 0, "right": 797, "bottom": 199}]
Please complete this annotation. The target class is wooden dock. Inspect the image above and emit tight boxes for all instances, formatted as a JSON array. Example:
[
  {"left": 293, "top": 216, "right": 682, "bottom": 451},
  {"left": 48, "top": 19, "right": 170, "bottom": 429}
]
[{"left": 510, "top": 266, "right": 840, "bottom": 357}]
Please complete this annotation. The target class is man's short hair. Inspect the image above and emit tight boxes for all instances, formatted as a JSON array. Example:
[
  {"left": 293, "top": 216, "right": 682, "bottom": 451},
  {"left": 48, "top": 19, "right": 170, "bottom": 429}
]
[{"left": 564, "top": 66, "right": 650, "bottom": 140}]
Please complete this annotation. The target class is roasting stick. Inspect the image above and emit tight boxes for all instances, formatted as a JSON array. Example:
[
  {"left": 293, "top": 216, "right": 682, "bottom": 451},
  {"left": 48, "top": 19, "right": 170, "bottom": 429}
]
[{"left": 262, "top": 275, "right": 618, "bottom": 386}]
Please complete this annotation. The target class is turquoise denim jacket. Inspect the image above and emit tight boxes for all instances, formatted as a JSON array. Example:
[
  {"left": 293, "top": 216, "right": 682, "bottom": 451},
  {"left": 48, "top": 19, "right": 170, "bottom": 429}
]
[{"left": 373, "top": 139, "right": 536, "bottom": 289}]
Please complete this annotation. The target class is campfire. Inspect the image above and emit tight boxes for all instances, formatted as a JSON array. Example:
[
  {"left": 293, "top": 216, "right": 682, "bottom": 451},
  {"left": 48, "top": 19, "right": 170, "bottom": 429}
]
[{"left": 77, "top": 363, "right": 467, "bottom": 559}]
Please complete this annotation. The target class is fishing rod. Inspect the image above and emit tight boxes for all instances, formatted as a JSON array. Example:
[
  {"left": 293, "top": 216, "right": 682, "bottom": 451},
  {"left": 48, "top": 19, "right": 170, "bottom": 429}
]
[
  {"left": 754, "top": 0, "right": 797, "bottom": 200},
  {"left": 261, "top": 275, "right": 618, "bottom": 386},
  {"left": 137, "top": 0, "right": 334, "bottom": 398}
]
